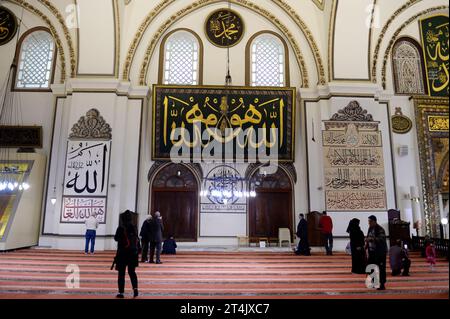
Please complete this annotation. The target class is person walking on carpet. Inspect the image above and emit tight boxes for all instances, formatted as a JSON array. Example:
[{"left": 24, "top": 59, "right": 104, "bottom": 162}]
[{"left": 113, "top": 211, "right": 139, "bottom": 298}]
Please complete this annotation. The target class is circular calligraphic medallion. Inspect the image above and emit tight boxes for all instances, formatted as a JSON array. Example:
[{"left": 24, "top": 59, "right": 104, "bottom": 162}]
[
  {"left": 204, "top": 165, "right": 244, "bottom": 205},
  {"left": 0, "top": 7, "right": 18, "bottom": 46},
  {"left": 205, "top": 9, "right": 244, "bottom": 48},
  {"left": 392, "top": 115, "right": 412, "bottom": 134}
]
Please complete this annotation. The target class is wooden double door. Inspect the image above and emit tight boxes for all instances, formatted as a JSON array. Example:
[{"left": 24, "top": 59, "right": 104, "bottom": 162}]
[
  {"left": 151, "top": 190, "right": 198, "bottom": 241},
  {"left": 249, "top": 190, "right": 293, "bottom": 240},
  {"left": 150, "top": 164, "right": 198, "bottom": 242},
  {"left": 248, "top": 168, "right": 293, "bottom": 240}
]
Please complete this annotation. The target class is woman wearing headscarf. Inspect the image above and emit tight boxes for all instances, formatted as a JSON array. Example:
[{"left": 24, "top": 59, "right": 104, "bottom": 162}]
[
  {"left": 346, "top": 218, "right": 366, "bottom": 274},
  {"left": 114, "top": 210, "right": 139, "bottom": 298}
]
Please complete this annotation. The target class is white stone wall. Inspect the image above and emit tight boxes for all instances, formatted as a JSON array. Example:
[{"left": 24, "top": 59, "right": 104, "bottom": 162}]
[{"left": 0, "top": 0, "right": 447, "bottom": 250}]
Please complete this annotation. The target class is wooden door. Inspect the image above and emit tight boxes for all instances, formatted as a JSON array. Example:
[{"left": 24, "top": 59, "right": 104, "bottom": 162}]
[
  {"left": 152, "top": 190, "right": 197, "bottom": 241},
  {"left": 150, "top": 164, "right": 199, "bottom": 242},
  {"left": 249, "top": 191, "right": 292, "bottom": 239}
]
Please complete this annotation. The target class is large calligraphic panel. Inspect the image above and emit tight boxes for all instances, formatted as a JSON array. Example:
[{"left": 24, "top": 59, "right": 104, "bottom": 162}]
[
  {"left": 420, "top": 14, "right": 449, "bottom": 97},
  {"left": 152, "top": 85, "right": 295, "bottom": 161},
  {"left": 323, "top": 124, "right": 387, "bottom": 211},
  {"left": 62, "top": 141, "right": 111, "bottom": 224}
]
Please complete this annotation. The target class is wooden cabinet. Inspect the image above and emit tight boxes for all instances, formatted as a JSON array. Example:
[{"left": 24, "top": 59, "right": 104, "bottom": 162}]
[
  {"left": 307, "top": 211, "right": 325, "bottom": 246},
  {"left": 388, "top": 209, "right": 411, "bottom": 247}
]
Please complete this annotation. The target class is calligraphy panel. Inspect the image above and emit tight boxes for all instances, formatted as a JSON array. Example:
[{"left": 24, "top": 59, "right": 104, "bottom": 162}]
[
  {"left": 0, "top": 6, "right": 18, "bottom": 46},
  {"left": 428, "top": 115, "right": 449, "bottom": 132},
  {"left": 205, "top": 9, "right": 244, "bottom": 48},
  {"left": 152, "top": 85, "right": 296, "bottom": 161},
  {"left": 323, "top": 124, "right": 387, "bottom": 211},
  {"left": 420, "top": 15, "right": 449, "bottom": 97},
  {"left": 63, "top": 141, "right": 111, "bottom": 197},
  {"left": 61, "top": 197, "right": 106, "bottom": 224}
]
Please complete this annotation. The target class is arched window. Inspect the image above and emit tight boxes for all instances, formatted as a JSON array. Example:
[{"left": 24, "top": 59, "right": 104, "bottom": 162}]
[
  {"left": 247, "top": 32, "right": 289, "bottom": 87},
  {"left": 392, "top": 38, "right": 426, "bottom": 95},
  {"left": 159, "top": 29, "right": 203, "bottom": 85},
  {"left": 14, "top": 28, "right": 56, "bottom": 90}
]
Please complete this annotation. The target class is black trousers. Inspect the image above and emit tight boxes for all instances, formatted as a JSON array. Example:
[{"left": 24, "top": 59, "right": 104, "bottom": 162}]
[
  {"left": 392, "top": 258, "right": 411, "bottom": 276},
  {"left": 150, "top": 241, "right": 162, "bottom": 262},
  {"left": 117, "top": 264, "right": 138, "bottom": 294},
  {"left": 323, "top": 233, "right": 333, "bottom": 254},
  {"left": 368, "top": 253, "right": 387, "bottom": 286},
  {"left": 141, "top": 239, "right": 149, "bottom": 262}
]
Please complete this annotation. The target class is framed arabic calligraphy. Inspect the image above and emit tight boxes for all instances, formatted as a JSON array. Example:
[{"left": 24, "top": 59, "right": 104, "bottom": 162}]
[
  {"left": 61, "top": 140, "right": 111, "bottom": 224},
  {"left": 419, "top": 14, "right": 449, "bottom": 97},
  {"left": 322, "top": 101, "right": 387, "bottom": 211},
  {"left": 0, "top": 126, "right": 43, "bottom": 148},
  {"left": 391, "top": 107, "right": 412, "bottom": 134},
  {"left": 0, "top": 7, "right": 18, "bottom": 46},
  {"left": 205, "top": 8, "right": 244, "bottom": 48},
  {"left": 152, "top": 85, "right": 296, "bottom": 162}
]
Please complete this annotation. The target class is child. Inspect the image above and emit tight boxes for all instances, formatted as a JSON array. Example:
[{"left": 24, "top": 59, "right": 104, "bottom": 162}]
[
  {"left": 162, "top": 235, "right": 177, "bottom": 255},
  {"left": 425, "top": 241, "right": 436, "bottom": 271}
]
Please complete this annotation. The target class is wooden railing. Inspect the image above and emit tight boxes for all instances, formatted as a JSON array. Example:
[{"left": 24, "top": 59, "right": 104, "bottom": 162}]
[{"left": 411, "top": 236, "right": 449, "bottom": 259}]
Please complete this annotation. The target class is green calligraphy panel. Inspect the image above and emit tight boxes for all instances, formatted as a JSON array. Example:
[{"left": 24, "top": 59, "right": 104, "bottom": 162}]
[{"left": 420, "top": 15, "right": 449, "bottom": 97}]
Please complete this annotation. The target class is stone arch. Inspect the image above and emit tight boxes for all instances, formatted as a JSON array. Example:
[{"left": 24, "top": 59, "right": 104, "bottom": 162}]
[
  {"left": 137, "top": 0, "right": 310, "bottom": 87},
  {"left": 148, "top": 161, "right": 202, "bottom": 241},
  {"left": 246, "top": 163, "right": 295, "bottom": 242}
]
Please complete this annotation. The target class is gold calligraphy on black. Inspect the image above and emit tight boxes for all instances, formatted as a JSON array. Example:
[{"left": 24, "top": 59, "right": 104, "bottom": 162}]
[
  {"left": 205, "top": 9, "right": 244, "bottom": 47},
  {"left": 0, "top": 7, "right": 18, "bottom": 46}
]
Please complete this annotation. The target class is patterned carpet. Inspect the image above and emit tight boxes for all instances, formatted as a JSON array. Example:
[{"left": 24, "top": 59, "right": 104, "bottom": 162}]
[{"left": 0, "top": 248, "right": 448, "bottom": 299}]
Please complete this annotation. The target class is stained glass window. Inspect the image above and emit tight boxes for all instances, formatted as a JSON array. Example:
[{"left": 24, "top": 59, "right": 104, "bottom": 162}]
[
  {"left": 15, "top": 30, "right": 55, "bottom": 89},
  {"left": 163, "top": 31, "right": 199, "bottom": 85},
  {"left": 251, "top": 34, "right": 285, "bottom": 87}
]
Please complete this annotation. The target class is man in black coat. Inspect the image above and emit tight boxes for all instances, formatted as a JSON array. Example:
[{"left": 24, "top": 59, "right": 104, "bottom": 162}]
[
  {"left": 366, "top": 215, "right": 388, "bottom": 290},
  {"left": 295, "top": 213, "right": 311, "bottom": 256},
  {"left": 139, "top": 215, "right": 153, "bottom": 262},
  {"left": 149, "top": 211, "right": 164, "bottom": 264}
]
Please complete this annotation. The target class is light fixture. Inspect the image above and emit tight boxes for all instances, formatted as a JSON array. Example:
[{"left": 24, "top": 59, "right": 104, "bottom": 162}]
[
  {"left": 50, "top": 187, "right": 57, "bottom": 205},
  {"left": 442, "top": 218, "right": 448, "bottom": 226}
]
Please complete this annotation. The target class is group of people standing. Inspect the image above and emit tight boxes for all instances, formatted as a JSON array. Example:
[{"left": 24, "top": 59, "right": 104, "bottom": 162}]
[
  {"left": 294, "top": 212, "right": 416, "bottom": 291},
  {"left": 139, "top": 211, "right": 164, "bottom": 264}
]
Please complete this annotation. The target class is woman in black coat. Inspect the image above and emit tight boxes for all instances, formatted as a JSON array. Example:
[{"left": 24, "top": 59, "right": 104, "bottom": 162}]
[
  {"left": 114, "top": 212, "right": 139, "bottom": 298},
  {"left": 346, "top": 218, "right": 366, "bottom": 274}
]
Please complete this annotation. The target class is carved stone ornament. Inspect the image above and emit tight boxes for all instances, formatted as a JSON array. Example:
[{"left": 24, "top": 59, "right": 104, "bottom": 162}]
[
  {"left": 392, "top": 107, "right": 413, "bottom": 134},
  {"left": 69, "top": 109, "right": 112, "bottom": 140},
  {"left": 331, "top": 101, "right": 374, "bottom": 122}
]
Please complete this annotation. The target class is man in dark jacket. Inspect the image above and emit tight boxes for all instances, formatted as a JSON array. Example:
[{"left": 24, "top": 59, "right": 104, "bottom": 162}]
[
  {"left": 295, "top": 214, "right": 311, "bottom": 256},
  {"left": 149, "top": 211, "right": 164, "bottom": 264},
  {"left": 366, "top": 215, "right": 388, "bottom": 290},
  {"left": 139, "top": 215, "right": 153, "bottom": 262}
]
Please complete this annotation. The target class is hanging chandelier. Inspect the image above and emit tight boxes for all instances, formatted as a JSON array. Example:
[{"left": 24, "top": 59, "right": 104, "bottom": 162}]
[{"left": 200, "top": 167, "right": 256, "bottom": 205}]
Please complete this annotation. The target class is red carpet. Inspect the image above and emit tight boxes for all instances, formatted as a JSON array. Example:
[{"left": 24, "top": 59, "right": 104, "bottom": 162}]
[{"left": 0, "top": 249, "right": 448, "bottom": 299}]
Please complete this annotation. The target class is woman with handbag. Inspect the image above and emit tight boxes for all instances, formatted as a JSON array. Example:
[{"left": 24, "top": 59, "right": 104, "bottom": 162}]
[{"left": 114, "top": 211, "right": 139, "bottom": 298}]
